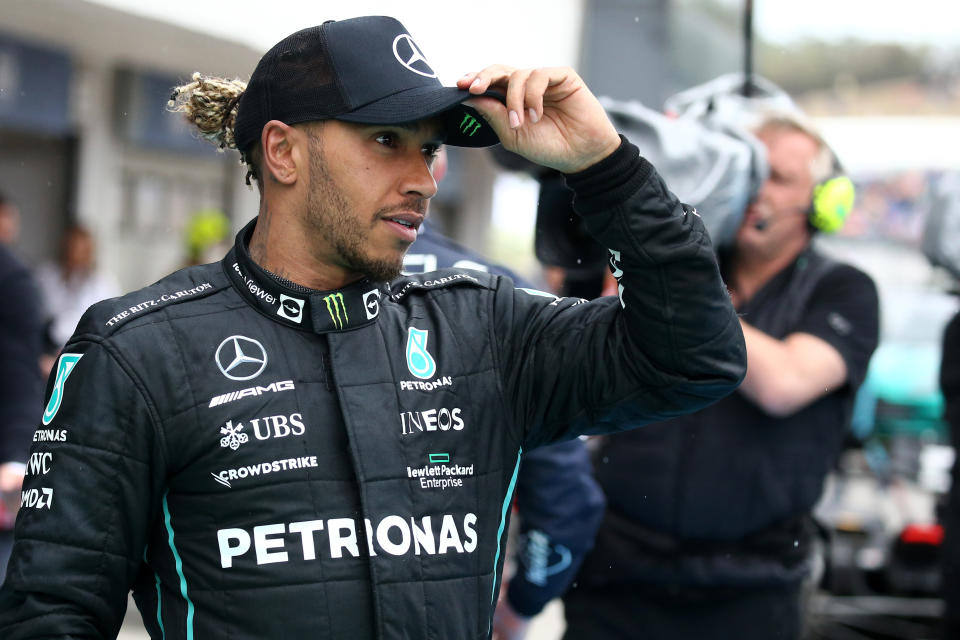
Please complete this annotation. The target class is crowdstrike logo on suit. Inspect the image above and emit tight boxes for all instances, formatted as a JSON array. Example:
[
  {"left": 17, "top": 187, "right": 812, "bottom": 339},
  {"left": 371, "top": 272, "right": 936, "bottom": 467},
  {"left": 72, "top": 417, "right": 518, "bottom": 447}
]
[{"left": 212, "top": 455, "right": 319, "bottom": 488}]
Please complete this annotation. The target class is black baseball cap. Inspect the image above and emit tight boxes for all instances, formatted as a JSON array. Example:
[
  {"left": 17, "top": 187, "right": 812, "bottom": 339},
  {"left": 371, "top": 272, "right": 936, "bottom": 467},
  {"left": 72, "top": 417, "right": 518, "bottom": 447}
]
[{"left": 234, "top": 16, "right": 503, "bottom": 152}]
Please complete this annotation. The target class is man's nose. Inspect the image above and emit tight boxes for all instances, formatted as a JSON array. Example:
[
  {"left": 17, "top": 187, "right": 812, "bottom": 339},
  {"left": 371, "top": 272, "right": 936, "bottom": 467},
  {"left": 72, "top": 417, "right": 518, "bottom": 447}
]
[{"left": 401, "top": 155, "right": 438, "bottom": 200}]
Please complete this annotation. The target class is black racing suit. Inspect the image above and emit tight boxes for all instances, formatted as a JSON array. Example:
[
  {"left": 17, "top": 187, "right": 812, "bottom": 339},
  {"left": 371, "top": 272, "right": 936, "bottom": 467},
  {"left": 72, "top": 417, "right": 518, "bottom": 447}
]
[
  {"left": 0, "top": 140, "right": 746, "bottom": 639},
  {"left": 406, "top": 226, "right": 606, "bottom": 618}
]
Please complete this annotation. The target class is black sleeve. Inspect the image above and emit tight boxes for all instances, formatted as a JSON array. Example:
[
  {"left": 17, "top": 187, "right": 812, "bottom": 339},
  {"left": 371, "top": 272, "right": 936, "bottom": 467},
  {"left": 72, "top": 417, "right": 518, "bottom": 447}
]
[
  {"left": 506, "top": 439, "right": 605, "bottom": 617},
  {"left": 493, "top": 138, "right": 747, "bottom": 448},
  {"left": 0, "top": 257, "right": 44, "bottom": 463},
  {"left": 0, "top": 338, "right": 167, "bottom": 639},
  {"left": 792, "top": 264, "right": 880, "bottom": 390}
]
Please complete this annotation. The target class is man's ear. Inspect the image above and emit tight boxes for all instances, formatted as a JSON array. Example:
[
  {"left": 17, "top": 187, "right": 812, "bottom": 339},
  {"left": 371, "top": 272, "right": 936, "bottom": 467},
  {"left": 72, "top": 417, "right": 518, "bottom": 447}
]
[{"left": 260, "top": 120, "right": 300, "bottom": 185}]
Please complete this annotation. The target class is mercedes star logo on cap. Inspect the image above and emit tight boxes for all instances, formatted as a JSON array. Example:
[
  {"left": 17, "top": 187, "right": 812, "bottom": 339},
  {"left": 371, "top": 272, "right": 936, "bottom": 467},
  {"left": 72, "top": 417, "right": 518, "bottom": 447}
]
[
  {"left": 215, "top": 336, "right": 268, "bottom": 381},
  {"left": 392, "top": 34, "right": 436, "bottom": 78}
]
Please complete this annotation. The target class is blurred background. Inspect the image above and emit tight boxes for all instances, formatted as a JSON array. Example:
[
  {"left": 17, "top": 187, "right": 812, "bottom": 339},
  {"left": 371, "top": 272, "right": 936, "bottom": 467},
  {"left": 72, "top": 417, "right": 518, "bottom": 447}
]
[{"left": 1, "top": 0, "right": 958, "bottom": 638}]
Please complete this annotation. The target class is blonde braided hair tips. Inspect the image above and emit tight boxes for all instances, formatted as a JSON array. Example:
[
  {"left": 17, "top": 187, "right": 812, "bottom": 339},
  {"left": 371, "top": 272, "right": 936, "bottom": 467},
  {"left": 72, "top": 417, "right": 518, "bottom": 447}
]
[{"left": 168, "top": 72, "right": 247, "bottom": 151}]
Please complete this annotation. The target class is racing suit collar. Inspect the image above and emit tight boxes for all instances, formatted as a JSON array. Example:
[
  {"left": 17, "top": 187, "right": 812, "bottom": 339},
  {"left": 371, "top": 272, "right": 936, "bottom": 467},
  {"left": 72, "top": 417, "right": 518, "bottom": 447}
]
[{"left": 224, "top": 218, "right": 387, "bottom": 333}]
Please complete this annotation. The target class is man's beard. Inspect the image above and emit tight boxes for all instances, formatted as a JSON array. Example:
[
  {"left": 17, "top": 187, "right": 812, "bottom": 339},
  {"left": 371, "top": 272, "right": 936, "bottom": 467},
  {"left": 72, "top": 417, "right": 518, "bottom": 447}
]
[{"left": 304, "top": 132, "right": 408, "bottom": 283}]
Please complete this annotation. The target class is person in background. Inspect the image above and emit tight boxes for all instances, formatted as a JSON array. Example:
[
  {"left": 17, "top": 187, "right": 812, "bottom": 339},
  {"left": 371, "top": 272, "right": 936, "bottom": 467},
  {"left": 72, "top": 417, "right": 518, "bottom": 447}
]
[
  {"left": 563, "top": 113, "right": 880, "bottom": 640},
  {"left": 183, "top": 209, "right": 231, "bottom": 267},
  {"left": 406, "top": 149, "right": 606, "bottom": 640},
  {"left": 0, "top": 192, "right": 44, "bottom": 580},
  {"left": 940, "top": 307, "right": 960, "bottom": 639},
  {"left": 35, "top": 224, "right": 120, "bottom": 352},
  {"left": 0, "top": 195, "right": 21, "bottom": 246}
]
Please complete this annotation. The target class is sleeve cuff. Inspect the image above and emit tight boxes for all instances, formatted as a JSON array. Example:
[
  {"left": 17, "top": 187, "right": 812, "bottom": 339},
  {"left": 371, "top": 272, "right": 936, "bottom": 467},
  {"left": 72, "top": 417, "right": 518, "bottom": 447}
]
[
  {"left": 506, "top": 582, "right": 548, "bottom": 618},
  {"left": 562, "top": 135, "right": 653, "bottom": 216}
]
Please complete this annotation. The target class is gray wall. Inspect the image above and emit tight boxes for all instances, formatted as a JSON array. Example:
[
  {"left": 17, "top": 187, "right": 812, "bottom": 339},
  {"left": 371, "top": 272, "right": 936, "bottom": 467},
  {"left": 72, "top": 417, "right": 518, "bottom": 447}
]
[
  {"left": 0, "top": 129, "right": 72, "bottom": 264},
  {"left": 580, "top": 0, "right": 743, "bottom": 108}
]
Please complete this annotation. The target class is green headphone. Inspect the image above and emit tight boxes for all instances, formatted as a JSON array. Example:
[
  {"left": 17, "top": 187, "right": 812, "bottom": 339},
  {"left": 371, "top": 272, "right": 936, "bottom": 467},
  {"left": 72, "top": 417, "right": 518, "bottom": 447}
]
[{"left": 809, "top": 172, "right": 855, "bottom": 234}]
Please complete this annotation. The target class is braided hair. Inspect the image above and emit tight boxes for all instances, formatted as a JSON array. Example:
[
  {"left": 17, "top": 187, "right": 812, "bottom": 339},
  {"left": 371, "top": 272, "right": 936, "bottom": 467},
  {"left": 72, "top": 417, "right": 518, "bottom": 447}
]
[{"left": 169, "top": 73, "right": 261, "bottom": 185}]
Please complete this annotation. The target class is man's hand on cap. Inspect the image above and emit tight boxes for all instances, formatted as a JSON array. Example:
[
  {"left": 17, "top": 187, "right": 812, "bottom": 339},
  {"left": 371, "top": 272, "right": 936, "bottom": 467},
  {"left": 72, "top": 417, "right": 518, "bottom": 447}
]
[{"left": 459, "top": 65, "right": 620, "bottom": 174}]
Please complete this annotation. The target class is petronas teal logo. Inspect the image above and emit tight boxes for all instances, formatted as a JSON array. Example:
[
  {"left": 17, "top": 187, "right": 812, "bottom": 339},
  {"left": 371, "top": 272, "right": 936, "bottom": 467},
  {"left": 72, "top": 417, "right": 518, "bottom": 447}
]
[
  {"left": 406, "top": 327, "right": 436, "bottom": 379},
  {"left": 42, "top": 353, "right": 82, "bottom": 425}
]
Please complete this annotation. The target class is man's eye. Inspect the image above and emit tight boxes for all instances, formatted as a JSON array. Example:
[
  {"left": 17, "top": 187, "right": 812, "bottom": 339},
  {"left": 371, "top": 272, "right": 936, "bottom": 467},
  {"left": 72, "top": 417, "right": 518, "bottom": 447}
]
[
  {"left": 375, "top": 133, "right": 397, "bottom": 147},
  {"left": 423, "top": 144, "right": 440, "bottom": 159}
]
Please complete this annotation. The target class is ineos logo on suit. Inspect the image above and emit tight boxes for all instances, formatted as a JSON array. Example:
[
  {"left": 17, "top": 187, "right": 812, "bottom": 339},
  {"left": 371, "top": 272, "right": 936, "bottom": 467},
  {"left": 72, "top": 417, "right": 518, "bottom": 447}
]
[{"left": 215, "top": 336, "right": 268, "bottom": 381}]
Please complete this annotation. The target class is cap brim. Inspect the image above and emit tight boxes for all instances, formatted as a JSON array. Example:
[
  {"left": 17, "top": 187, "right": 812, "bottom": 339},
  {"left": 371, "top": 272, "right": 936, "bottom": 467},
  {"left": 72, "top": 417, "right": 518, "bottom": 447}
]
[{"left": 335, "top": 85, "right": 503, "bottom": 148}]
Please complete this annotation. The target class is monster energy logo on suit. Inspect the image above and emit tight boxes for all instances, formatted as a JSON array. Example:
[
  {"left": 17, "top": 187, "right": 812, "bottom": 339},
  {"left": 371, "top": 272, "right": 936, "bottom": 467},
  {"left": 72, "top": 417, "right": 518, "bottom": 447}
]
[{"left": 323, "top": 293, "right": 349, "bottom": 329}]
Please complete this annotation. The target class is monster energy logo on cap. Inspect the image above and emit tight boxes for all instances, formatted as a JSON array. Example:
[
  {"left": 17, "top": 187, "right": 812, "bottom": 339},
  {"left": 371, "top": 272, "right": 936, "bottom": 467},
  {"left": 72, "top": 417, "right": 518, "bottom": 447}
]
[
  {"left": 459, "top": 114, "right": 481, "bottom": 137},
  {"left": 323, "top": 292, "right": 349, "bottom": 329}
]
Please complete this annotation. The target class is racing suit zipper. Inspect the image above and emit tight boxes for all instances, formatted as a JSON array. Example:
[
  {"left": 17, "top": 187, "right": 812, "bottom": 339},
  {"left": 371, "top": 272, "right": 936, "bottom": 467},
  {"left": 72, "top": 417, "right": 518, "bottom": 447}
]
[{"left": 320, "top": 347, "right": 333, "bottom": 392}]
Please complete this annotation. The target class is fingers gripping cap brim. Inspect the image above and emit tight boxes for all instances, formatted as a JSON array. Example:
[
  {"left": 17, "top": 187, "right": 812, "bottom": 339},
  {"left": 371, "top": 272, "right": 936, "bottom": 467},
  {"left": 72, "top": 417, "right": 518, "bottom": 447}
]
[{"left": 335, "top": 86, "right": 503, "bottom": 148}]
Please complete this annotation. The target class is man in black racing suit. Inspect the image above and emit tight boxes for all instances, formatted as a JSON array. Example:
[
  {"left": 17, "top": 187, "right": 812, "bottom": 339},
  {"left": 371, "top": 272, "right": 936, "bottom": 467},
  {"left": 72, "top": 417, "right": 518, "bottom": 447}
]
[
  {"left": 0, "top": 16, "right": 746, "bottom": 640},
  {"left": 406, "top": 221, "right": 607, "bottom": 639}
]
